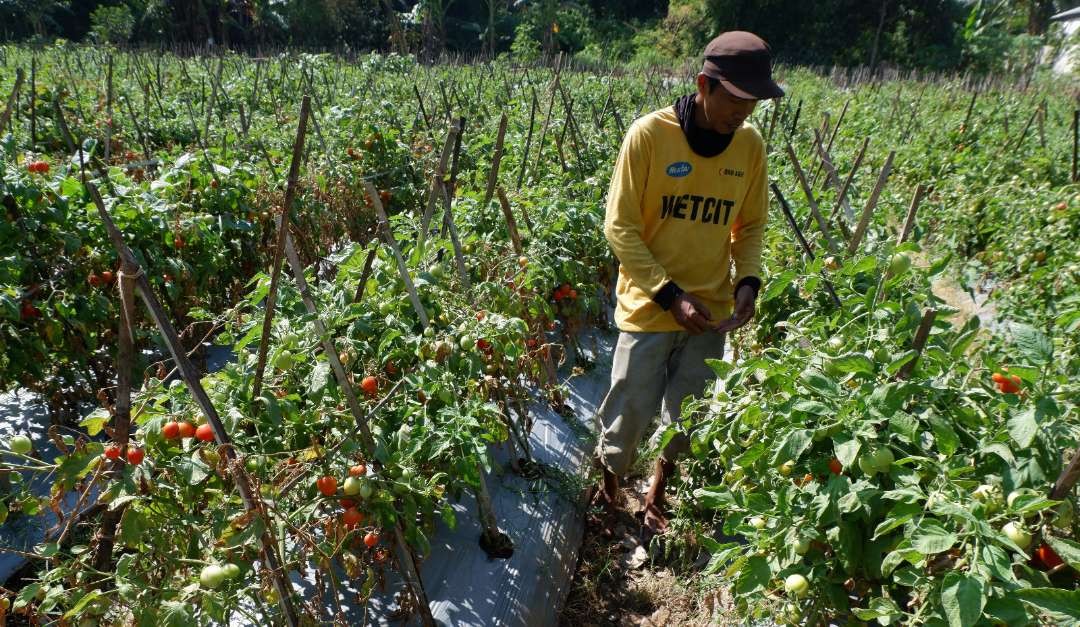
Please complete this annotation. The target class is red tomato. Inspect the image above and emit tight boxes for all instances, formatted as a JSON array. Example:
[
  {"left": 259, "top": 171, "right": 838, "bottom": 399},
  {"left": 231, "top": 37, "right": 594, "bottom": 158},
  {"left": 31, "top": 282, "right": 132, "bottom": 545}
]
[
  {"left": 1035, "top": 544, "right": 1064, "bottom": 569},
  {"left": 316, "top": 476, "right": 338, "bottom": 497},
  {"left": 364, "top": 531, "right": 380, "bottom": 548},
  {"left": 101, "top": 270, "right": 114, "bottom": 284},
  {"left": 342, "top": 508, "right": 364, "bottom": 528},
  {"left": 88, "top": 273, "right": 102, "bottom": 288},
  {"left": 195, "top": 424, "right": 215, "bottom": 442},
  {"left": 340, "top": 498, "right": 356, "bottom": 509},
  {"left": 177, "top": 422, "right": 196, "bottom": 439},
  {"left": 349, "top": 464, "right": 367, "bottom": 478},
  {"left": 828, "top": 458, "right": 843, "bottom": 475},
  {"left": 568, "top": 289, "right": 578, "bottom": 299},
  {"left": 476, "top": 338, "right": 491, "bottom": 352},
  {"left": 360, "top": 376, "right": 378, "bottom": 397},
  {"left": 163, "top": 421, "right": 181, "bottom": 440},
  {"left": 104, "top": 445, "right": 122, "bottom": 461},
  {"left": 127, "top": 448, "right": 145, "bottom": 465}
]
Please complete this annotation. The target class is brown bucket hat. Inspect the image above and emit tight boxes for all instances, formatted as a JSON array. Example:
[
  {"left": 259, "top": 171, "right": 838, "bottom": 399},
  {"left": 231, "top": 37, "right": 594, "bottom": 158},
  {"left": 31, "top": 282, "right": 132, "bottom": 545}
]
[{"left": 702, "top": 31, "right": 785, "bottom": 100}]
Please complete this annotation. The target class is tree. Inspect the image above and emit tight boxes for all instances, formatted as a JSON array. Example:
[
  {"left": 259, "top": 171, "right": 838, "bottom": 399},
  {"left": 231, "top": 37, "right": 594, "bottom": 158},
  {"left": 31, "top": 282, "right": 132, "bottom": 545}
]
[{"left": 90, "top": 4, "right": 135, "bottom": 44}]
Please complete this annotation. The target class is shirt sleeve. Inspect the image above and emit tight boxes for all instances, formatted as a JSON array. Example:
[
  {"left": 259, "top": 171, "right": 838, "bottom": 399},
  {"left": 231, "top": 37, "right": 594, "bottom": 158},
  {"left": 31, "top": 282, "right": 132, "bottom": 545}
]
[
  {"left": 730, "top": 134, "right": 768, "bottom": 292},
  {"left": 603, "top": 120, "right": 671, "bottom": 297}
]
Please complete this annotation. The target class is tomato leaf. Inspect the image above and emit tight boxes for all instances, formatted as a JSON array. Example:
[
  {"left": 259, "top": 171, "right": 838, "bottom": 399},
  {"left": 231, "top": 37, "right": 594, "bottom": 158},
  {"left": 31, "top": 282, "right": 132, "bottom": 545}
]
[
  {"left": 734, "top": 555, "right": 771, "bottom": 595},
  {"left": 1013, "top": 588, "right": 1080, "bottom": 621},
  {"left": 769, "top": 429, "right": 813, "bottom": 466},
  {"left": 911, "top": 519, "right": 958, "bottom": 555},
  {"left": 830, "top": 353, "right": 875, "bottom": 375},
  {"left": 939, "top": 572, "right": 985, "bottom": 627},
  {"left": 1011, "top": 323, "right": 1053, "bottom": 365},
  {"left": 1007, "top": 408, "right": 1038, "bottom": 449}
]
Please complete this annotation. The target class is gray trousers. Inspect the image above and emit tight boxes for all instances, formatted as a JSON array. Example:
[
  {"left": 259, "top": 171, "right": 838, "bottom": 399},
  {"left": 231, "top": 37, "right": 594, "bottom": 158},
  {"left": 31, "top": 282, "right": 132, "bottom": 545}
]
[{"left": 594, "top": 330, "right": 726, "bottom": 477}]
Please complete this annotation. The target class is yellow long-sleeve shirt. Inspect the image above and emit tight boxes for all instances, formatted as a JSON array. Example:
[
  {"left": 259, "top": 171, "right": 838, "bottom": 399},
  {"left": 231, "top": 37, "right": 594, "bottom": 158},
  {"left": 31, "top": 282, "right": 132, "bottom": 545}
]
[{"left": 604, "top": 106, "right": 768, "bottom": 332}]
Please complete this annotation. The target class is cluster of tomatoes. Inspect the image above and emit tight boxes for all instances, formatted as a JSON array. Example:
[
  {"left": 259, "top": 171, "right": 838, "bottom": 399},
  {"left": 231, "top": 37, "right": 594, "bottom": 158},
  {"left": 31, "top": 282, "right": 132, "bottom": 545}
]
[
  {"left": 163, "top": 420, "right": 216, "bottom": 443},
  {"left": 26, "top": 160, "right": 49, "bottom": 174},
  {"left": 551, "top": 283, "right": 577, "bottom": 302},
  {"left": 87, "top": 270, "right": 115, "bottom": 289},
  {"left": 103, "top": 444, "right": 145, "bottom": 465},
  {"left": 315, "top": 464, "right": 383, "bottom": 551},
  {"left": 991, "top": 371, "right": 1022, "bottom": 394},
  {"left": 19, "top": 300, "right": 41, "bottom": 321}
]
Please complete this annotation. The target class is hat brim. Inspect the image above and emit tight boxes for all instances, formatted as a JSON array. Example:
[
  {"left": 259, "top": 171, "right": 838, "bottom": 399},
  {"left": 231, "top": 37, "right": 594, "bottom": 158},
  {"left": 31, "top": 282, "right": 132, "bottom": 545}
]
[{"left": 720, "top": 77, "right": 785, "bottom": 100}]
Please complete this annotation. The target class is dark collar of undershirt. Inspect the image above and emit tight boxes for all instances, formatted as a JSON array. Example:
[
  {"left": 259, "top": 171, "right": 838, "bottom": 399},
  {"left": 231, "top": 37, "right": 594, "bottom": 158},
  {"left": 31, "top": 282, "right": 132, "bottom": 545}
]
[{"left": 673, "top": 93, "right": 734, "bottom": 158}]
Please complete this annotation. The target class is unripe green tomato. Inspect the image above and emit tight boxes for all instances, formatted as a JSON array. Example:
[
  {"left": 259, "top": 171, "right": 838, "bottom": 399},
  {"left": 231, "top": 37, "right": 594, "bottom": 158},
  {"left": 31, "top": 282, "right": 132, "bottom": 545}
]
[
  {"left": 1003, "top": 521, "right": 1031, "bottom": 550},
  {"left": 972, "top": 484, "right": 1002, "bottom": 514},
  {"left": 783, "top": 603, "right": 802, "bottom": 624},
  {"left": 200, "top": 564, "right": 228, "bottom": 589},
  {"left": 274, "top": 350, "right": 295, "bottom": 370},
  {"left": 827, "top": 336, "right": 844, "bottom": 351},
  {"left": 749, "top": 516, "right": 766, "bottom": 530},
  {"left": 870, "top": 447, "right": 894, "bottom": 472},
  {"left": 784, "top": 573, "right": 809, "bottom": 597},
  {"left": 887, "top": 252, "right": 911, "bottom": 278},
  {"left": 1, "top": 597, "right": 10, "bottom": 611},
  {"left": 221, "top": 563, "right": 241, "bottom": 580},
  {"left": 858, "top": 455, "right": 879, "bottom": 476},
  {"left": 358, "top": 482, "right": 374, "bottom": 499},
  {"left": 343, "top": 477, "right": 364, "bottom": 496},
  {"left": 794, "top": 537, "right": 810, "bottom": 555},
  {"left": 778, "top": 460, "right": 795, "bottom": 476},
  {"left": 8, "top": 434, "right": 32, "bottom": 455}
]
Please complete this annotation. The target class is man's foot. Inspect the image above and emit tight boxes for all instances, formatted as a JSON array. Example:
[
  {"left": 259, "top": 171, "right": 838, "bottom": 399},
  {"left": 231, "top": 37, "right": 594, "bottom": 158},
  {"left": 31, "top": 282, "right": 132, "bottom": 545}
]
[
  {"left": 642, "top": 457, "right": 675, "bottom": 535},
  {"left": 586, "top": 464, "right": 622, "bottom": 538}
]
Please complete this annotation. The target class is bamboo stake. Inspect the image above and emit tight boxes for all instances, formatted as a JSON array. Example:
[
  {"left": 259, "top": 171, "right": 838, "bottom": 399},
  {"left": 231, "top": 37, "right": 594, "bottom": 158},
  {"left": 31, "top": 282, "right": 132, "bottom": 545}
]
[
  {"left": 770, "top": 183, "right": 842, "bottom": 309},
  {"left": 366, "top": 180, "right": 429, "bottom": 328},
  {"left": 1, "top": 68, "right": 24, "bottom": 136},
  {"left": 809, "top": 129, "right": 852, "bottom": 239},
  {"left": 896, "top": 184, "right": 927, "bottom": 245},
  {"left": 481, "top": 112, "right": 508, "bottom": 210},
  {"left": 29, "top": 56, "right": 36, "bottom": 146},
  {"left": 896, "top": 309, "right": 937, "bottom": 380},
  {"left": 811, "top": 98, "right": 849, "bottom": 187},
  {"left": 105, "top": 55, "right": 113, "bottom": 163},
  {"left": 497, "top": 189, "right": 524, "bottom": 255},
  {"left": 847, "top": 151, "right": 895, "bottom": 256},
  {"left": 829, "top": 136, "right": 870, "bottom": 225},
  {"left": 785, "top": 141, "right": 840, "bottom": 254},
  {"left": 419, "top": 119, "right": 460, "bottom": 254},
  {"left": 251, "top": 96, "right": 311, "bottom": 402},
  {"left": 1073, "top": 109, "right": 1079, "bottom": 183},
  {"left": 529, "top": 55, "right": 563, "bottom": 183}
]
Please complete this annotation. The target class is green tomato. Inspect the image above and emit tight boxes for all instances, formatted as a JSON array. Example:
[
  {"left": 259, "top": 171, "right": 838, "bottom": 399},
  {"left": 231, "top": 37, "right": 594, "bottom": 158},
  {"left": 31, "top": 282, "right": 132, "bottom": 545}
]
[
  {"left": 200, "top": 564, "right": 228, "bottom": 589},
  {"left": 274, "top": 350, "right": 295, "bottom": 370},
  {"left": 782, "top": 603, "right": 802, "bottom": 625},
  {"left": 358, "top": 482, "right": 374, "bottom": 499},
  {"left": 748, "top": 516, "right": 766, "bottom": 530},
  {"left": 870, "top": 447, "right": 894, "bottom": 472},
  {"left": 8, "top": 434, "right": 32, "bottom": 455},
  {"left": 826, "top": 336, "right": 844, "bottom": 352},
  {"left": 343, "top": 477, "right": 364, "bottom": 496},
  {"left": 1003, "top": 521, "right": 1031, "bottom": 550},
  {"left": 793, "top": 537, "right": 810, "bottom": 555},
  {"left": 887, "top": 252, "right": 911, "bottom": 278},
  {"left": 858, "top": 455, "right": 879, "bottom": 476},
  {"left": 459, "top": 334, "right": 475, "bottom": 351},
  {"left": 972, "top": 484, "right": 1002, "bottom": 514},
  {"left": 778, "top": 460, "right": 795, "bottom": 476},
  {"left": 221, "top": 563, "right": 241, "bottom": 579},
  {"left": 784, "top": 574, "right": 809, "bottom": 597}
]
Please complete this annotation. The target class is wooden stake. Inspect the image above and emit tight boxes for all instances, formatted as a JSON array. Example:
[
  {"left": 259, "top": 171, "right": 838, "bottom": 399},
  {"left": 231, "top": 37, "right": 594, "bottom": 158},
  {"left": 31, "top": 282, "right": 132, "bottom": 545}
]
[
  {"left": 895, "top": 309, "right": 937, "bottom": 380},
  {"left": 785, "top": 141, "right": 840, "bottom": 254},
  {"left": 481, "top": 112, "right": 508, "bottom": 210},
  {"left": 1072, "top": 109, "right": 1078, "bottom": 183},
  {"left": 418, "top": 120, "right": 459, "bottom": 253},
  {"left": 771, "top": 183, "right": 842, "bottom": 309},
  {"left": 1, "top": 68, "right": 24, "bottom": 136},
  {"left": 847, "top": 151, "right": 895, "bottom": 256},
  {"left": 829, "top": 136, "right": 870, "bottom": 225},
  {"left": 366, "top": 180, "right": 429, "bottom": 328},
  {"left": 896, "top": 184, "right": 927, "bottom": 245},
  {"left": 251, "top": 96, "right": 311, "bottom": 402}
]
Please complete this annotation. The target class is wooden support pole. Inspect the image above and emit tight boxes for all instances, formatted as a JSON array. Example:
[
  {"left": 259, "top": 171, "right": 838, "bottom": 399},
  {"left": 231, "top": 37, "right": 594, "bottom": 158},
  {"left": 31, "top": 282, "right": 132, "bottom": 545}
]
[
  {"left": 896, "top": 184, "right": 927, "bottom": 245},
  {"left": 895, "top": 309, "right": 937, "bottom": 380},
  {"left": 418, "top": 120, "right": 459, "bottom": 253},
  {"left": 809, "top": 129, "right": 853, "bottom": 240},
  {"left": 497, "top": 188, "right": 524, "bottom": 255},
  {"left": 29, "top": 56, "right": 36, "bottom": 146},
  {"left": 847, "top": 151, "right": 895, "bottom": 256},
  {"left": 251, "top": 96, "right": 311, "bottom": 402},
  {"left": 529, "top": 55, "right": 564, "bottom": 183},
  {"left": 771, "top": 183, "right": 843, "bottom": 309},
  {"left": 1072, "top": 109, "right": 1078, "bottom": 183},
  {"left": 481, "top": 112, "right": 508, "bottom": 210},
  {"left": 366, "top": 180, "right": 429, "bottom": 328},
  {"left": 785, "top": 141, "right": 840, "bottom": 254},
  {"left": 1, "top": 68, "right": 24, "bottom": 135},
  {"left": 829, "top": 136, "right": 870, "bottom": 225},
  {"left": 105, "top": 55, "right": 113, "bottom": 163}
]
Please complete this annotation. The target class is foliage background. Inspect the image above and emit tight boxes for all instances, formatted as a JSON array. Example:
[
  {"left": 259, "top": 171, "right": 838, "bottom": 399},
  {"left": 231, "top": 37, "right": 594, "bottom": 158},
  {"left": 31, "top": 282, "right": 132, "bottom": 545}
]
[{"left": 0, "top": 1, "right": 1076, "bottom": 74}]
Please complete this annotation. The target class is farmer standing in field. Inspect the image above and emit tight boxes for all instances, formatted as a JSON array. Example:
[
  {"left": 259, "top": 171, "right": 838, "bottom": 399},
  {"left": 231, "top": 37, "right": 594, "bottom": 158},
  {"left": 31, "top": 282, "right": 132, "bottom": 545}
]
[{"left": 594, "top": 31, "right": 783, "bottom": 534}]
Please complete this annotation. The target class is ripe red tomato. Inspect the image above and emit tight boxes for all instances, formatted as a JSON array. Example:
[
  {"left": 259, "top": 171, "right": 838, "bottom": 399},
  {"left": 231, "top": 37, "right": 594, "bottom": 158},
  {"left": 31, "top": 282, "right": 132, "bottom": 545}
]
[
  {"left": 104, "top": 445, "right": 122, "bottom": 461},
  {"left": 27, "top": 160, "right": 49, "bottom": 174},
  {"left": 526, "top": 338, "right": 538, "bottom": 349},
  {"left": 177, "top": 422, "right": 196, "bottom": 439},
  {"left": 174, "top": 236, "right": 185, "bottom": 250},
  {"left": 20, "top": 302, "right": 41, "bottom": 320},
  {"left": 379, "top": 190, "right": 391, "bottom": 205},
  {"left": 316, "top": 476, "right": 338, "bottom": 497},
  {"left": 364, "top": 531, "right": 379, "bottom": 548},
  {"left": 569, "top": 289, "right": 578, "bottom": 299},
  {"left": 476, "top": 338, "right": 491, "bottom": 352},
  {"left": 163, "top": 421, "right": 181, "bottom": 440},
  {"left": 384, "top": 361, "right": 398, "bottom": 376},
  {"left": 828, "top": 458, "right": 843, "bottom": 475},
  {"left": 88, "top": 273, "right": 102, "bottom": 288},
  {"left": 195, "top": 424, "right": 215, "bottom": 442},
  {"left": 360, "top": 376, "right": 378, "bottom": 397},
  {"left": 101, "top": 270, "right": 114, "bottom": 284},
  {"left": 1034, "top": 544, "right": 1064, "bottom": 569},
  {"left": 340, "top": 498, "right": 356, "bottom": 509},
  {"left": 127, "top": 448, "right": 145, "bottom": 465},
  {"left": 349, "top": 464, "right": 367, "bottom": 478},
  {"left": 342, "top": 508, "right": 363, "bottom": 528}
]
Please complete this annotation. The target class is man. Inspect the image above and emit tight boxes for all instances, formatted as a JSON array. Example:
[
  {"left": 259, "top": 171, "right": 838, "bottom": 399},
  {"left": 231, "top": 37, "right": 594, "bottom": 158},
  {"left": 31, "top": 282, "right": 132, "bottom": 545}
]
[{"left": 594, "top": 31, "right": 783, "bottom": 534}]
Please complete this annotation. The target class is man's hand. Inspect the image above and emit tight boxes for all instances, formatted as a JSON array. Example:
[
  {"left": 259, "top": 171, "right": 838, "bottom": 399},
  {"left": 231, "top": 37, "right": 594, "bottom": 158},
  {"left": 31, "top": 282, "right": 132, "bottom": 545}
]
[
  {"left": 712, "top": 284, "right": 757, "bottom": 334},
  {"left": 671, "top": 292, "right": 713, "bottom": 334}
]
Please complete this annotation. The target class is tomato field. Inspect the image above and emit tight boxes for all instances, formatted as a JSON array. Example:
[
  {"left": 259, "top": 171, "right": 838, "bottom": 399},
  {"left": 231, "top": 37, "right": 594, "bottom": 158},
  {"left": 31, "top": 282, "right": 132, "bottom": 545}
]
[{"left": 1, "top": 44, "right": 1079, "bottom": 626}]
